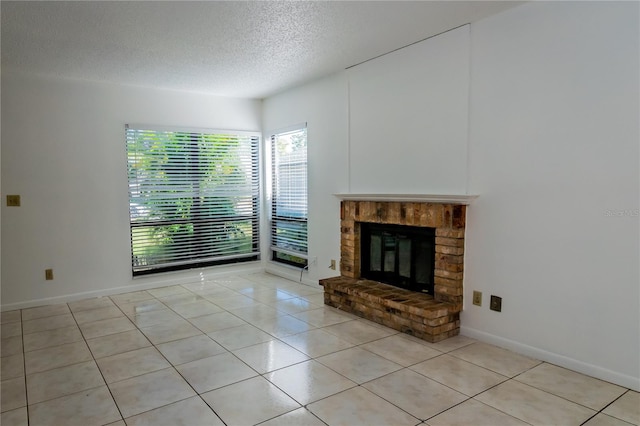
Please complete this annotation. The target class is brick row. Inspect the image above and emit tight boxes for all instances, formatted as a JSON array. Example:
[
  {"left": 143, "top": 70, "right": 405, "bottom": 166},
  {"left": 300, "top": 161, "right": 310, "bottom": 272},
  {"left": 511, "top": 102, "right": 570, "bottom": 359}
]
[{"left": 321, "top": 277, "right": 460, "bottom": 343}]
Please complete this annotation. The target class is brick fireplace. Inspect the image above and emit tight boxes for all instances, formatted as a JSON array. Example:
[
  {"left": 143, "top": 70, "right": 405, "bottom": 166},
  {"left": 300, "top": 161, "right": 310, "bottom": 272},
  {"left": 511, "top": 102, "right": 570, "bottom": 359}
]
[{"left": 320, "top": 196, "right": 471, "bottom": 342}]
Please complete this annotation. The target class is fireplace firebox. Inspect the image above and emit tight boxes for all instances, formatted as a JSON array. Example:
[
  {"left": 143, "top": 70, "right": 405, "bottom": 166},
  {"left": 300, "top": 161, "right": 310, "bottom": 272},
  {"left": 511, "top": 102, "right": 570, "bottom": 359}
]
[{"left": 361, "top": 223, "right": 435, "bottom": 295}]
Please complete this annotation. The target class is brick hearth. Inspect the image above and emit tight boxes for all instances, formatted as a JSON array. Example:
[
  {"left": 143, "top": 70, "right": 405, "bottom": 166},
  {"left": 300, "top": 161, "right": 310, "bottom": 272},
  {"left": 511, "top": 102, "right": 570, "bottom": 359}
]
[{"left": 320, "top": 200, "right": 466, "bottom": 342}]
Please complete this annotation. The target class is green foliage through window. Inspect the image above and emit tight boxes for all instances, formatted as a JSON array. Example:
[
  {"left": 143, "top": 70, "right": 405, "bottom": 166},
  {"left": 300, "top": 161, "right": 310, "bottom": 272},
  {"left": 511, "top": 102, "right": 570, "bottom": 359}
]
[
  {"left": 126, "top": 126, "right": 260, "bottom": 275},
  {"left": 271, "top": 127, "right": 308, "bottom": 267}
]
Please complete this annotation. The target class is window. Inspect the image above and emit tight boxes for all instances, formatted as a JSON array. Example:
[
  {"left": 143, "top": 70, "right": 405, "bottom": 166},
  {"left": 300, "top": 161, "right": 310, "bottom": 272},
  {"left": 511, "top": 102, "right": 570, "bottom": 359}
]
[
  {"left": 126, "top": 125, "right": 260, "bottom": 276},
  {"left": 270, "top": 126, "right": 308, "bottom": 267}
]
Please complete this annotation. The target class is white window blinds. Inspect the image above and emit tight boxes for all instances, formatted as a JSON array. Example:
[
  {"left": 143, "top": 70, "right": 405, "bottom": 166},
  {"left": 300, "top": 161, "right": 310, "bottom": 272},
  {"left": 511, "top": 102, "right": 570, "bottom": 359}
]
[
  {"left": 126, "top": 125, "right": 260, "bottom": 275},
  {"left": 271, "top": 127, "right": 308, "bottom": 267}
]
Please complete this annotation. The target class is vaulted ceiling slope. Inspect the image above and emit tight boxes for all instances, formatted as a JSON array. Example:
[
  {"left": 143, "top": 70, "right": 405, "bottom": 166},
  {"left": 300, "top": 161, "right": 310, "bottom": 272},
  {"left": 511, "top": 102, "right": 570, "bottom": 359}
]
[{"left": 1, "top": 1, "right": 519, "bottom": 99}]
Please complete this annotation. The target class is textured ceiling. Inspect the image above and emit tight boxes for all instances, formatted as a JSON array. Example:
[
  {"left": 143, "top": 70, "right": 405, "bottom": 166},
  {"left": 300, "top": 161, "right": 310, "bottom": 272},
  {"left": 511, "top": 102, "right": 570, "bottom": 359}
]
[{"left": 1, "top": 1, "right": 519, "bottom": 99}]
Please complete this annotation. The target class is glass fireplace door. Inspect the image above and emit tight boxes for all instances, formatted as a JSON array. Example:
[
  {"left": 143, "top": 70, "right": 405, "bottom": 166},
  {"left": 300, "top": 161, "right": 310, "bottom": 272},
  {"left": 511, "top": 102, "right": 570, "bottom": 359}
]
[{"left": 361, "top": 223, "right": 435, "bottom": 294}]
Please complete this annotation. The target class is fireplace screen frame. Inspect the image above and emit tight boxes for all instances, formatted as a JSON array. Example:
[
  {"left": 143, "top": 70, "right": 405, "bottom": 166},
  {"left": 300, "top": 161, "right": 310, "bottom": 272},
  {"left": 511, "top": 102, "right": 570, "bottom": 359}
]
[{"left": 360, "top": 222, "right": 436, "bottom": 295}]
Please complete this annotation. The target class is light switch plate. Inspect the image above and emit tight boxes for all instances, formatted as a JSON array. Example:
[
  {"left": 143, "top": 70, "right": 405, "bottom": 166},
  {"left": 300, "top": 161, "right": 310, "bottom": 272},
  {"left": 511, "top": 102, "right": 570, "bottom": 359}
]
[
  {"left": 472, "top": 291, "right": 482, "bottom": 306},
  {"left": 6, "top": 195, "right": 21, "bottom": 207}
]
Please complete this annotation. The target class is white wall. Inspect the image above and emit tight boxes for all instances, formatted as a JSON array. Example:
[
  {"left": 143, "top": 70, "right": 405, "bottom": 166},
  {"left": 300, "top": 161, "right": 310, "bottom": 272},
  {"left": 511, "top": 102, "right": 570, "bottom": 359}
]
[
  {"left": 1, "top": 72, "right": 262, "bottom": 308},
  {"left": 348, "top": 25, "right": 469, "bottom": 194},
  {"left": 261, "top": 25, "right": 470, "bottom": 285},
  {"left": 262, "top": 2, "right": 639, "bottom": 389},
  {"left": 262, "top": 73, "right": 349, "bottom": 284},
  {"left": 464, "top": 1, "right": 639, "bottom": 389}
]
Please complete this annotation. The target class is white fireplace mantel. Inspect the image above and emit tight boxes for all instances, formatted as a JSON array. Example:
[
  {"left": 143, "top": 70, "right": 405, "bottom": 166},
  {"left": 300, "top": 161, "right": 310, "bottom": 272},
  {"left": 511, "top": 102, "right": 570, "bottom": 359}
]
[{"left": 334, "top": 193, "right": 478, "bottom": 205}]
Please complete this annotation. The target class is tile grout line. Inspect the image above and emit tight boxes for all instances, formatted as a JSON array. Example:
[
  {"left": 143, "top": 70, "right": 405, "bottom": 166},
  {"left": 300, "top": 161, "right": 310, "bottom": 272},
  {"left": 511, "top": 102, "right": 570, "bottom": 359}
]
[
  {"left": 583, "top": 390, "right": 637, "bottom": 426},
  {"left": 20, "top": 313, "right": 30, "bottom": 426},
  {"left": 99, "top": 291, "right": 219, "bottom": 423},
  {"left": 107, "top": 285, "right": 282, "bottom": 424},
  {"left": 70, "top": 300, "right": 126, "bottom": 424},
  {"left": 7, "top": 276, "right": 638, "bottom": 426},
  {"left": 174, "top": 282, "right": 347, "bottom": 424}
]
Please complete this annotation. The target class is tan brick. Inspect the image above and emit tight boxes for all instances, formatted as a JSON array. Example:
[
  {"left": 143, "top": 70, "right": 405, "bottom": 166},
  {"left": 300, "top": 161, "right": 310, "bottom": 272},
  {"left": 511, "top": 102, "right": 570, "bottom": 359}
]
[
  {"left": 341, "top": 242, "right": 353, "bottom": 251},
  {"left": 434, "top": 276, "right": 462, "bottom": 287},
  {"left": 449, "top": 302, "right": 463, "bottom": 313},
  {"left": 436, "top": 228, "right": 466, "bottom": 238},
  {"left": 439, "top": 321, "right": 458, "bottom": 333},
  {"left": 389, "top": 315, "right": 413, "bottom": 328},
  {"left": 413, "top": 204, "right": 422, "bottom": 225},
  {"left": 423, "top": 316, "right": 448, "bottom": 327},
  {"left": 405, "top": 301, "right": 437, "bottom": 317},
  {"left": 341, "top": 267, "right": 355, "bottom": 277},
  {"left": 358, "top": 201, "right": 378, "bottom": 222},
  {"left": 349, "top": 202, "right": 358, "bottom": 221},
  {"left": 350, "top": 201, "right": 358, "bottom": 216},
  {"left": 341, "top": 239, "right": 355, "bottom": 250},
  {"left": 343, "top": 202, "right": 352, "bottom": 220},
  {"left": 434, "top": 269, "right": 464, "bottom": 281},
  {"left": 436, "top": 253, "right": 464, "bottom": 264},
  {"left": 435, "top": 237, "right": 465, "bottom": 248},
  {"left": 342, "top": 226, "right": 355, "bottom": 235},
  {"left": 372, "top": 203, "right": 384, "bottom": 222},
  {"left": 453, "top": 205, "right": 466, "bottom": 228},
  {"left": 341, "top": 239, "right": 355, "bottom": 249},
  {"left": 424, "top": 314, "right": 459, "bottom": 327},
  {"left": 364, "top": 288, "right": 391, "bottom": 300},
  {"left": 342, "top": 241, "right": 354, "bottom": 250},
  {"left": 350, "top": 202, "right": 359, "bottom": 219},
  {"left": 435, "top": 260, "right": 464, "bottom": 273},
  {"left": 418, "top": 308, "right": 450, "bottom": 320},
  {"left": 442, "top": 205, "right": 453, "bottom": 228},
  {"left": 408, "top": 321, "right": 429, "bottom": 334},
  {"left": 435, "top": 293, "right": 462, "bottom": 305},
  {"left": 422, "top": 204, "right": 443, "bottom": 228},
  {"left": 435, "top": 245, "right": 464, "bottom": 255},
  {"left": 385, "top": 203, "right": 398, "bottom": 223},
  {"left": 434, "top": 284, "right": 463, "bottom": 296},
  {"left": 416, "top": 204, "right": 428, "bottom": 226},
  {"left": 401, "top": 203, "right": 415, "bottom": 225}
]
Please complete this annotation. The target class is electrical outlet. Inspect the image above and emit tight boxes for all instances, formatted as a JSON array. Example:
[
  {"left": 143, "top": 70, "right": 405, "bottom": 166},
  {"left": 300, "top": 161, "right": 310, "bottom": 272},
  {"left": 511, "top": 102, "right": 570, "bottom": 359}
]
[
  {"left": 6, "top": 195, "right": 21, "bottom": 207},
  {"left": 45, "top": 269, "right": 54, "bottom": 280},
  {"left": 490, "top": 295, "right": 502, "bottom": 312},
  {"left": 472, "top": 291, "right": 482, "bottom": 306},
  {"left": 329, "top": 259, "right": 336, "bottom": 270}
]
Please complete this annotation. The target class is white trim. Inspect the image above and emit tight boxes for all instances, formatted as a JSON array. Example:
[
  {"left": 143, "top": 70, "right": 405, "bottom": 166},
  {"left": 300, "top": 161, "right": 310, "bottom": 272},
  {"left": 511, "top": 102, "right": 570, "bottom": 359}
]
[
  {"left": 334, "top": 193, "right": 478, "bottom": 205},
  {"left": 1, "top": 262, "right": 262, "bottom": 311},
  {"left": 126, "top": 123, "right": 261, "bottom": 138},
  {"left": 461, "top": 325, "right": 640, "bottom": 392},
  {"left": 269, "top": 246, "right": 309, "bottom": 260},
  {"left": 346, "top": 76, "right": 352, "bottom": 192},
  {"left": 265, "top": 261, "right": 319, "bottom": 287},
  {"left": 267, "top": 122, "right": 307, "bottom": 138},
  {"left": 465, "top": 24, "right": 473, "bottom": 196}
]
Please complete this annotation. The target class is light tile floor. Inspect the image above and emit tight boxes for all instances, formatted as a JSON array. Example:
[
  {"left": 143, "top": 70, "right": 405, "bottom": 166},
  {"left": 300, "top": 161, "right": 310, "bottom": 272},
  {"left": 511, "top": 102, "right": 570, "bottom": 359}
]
[{"left": 1, "top": 272, "right": 638, "bottom": 426}]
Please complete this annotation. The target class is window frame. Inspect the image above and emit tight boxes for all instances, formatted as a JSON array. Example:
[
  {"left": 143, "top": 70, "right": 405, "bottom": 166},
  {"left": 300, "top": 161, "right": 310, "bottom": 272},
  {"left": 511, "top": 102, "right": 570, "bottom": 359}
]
[
  {"left": 269, "top": 125, "right": 308, "bottom": 268},
  {"left": 126, "top": 124, "right": 261, "bottom": 276}
]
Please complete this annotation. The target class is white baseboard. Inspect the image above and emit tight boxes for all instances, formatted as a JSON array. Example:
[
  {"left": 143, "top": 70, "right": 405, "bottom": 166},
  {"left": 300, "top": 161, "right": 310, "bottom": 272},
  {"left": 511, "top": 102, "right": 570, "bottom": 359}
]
[
  {"left": 1, "top": 262, "right": 263, "bottom": 311},
  {"left": 461, "top": 325, "right": 640, "bottom": 392},
  {"left": 264, "top": 262, "right": 319, "bottom": 287}
]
